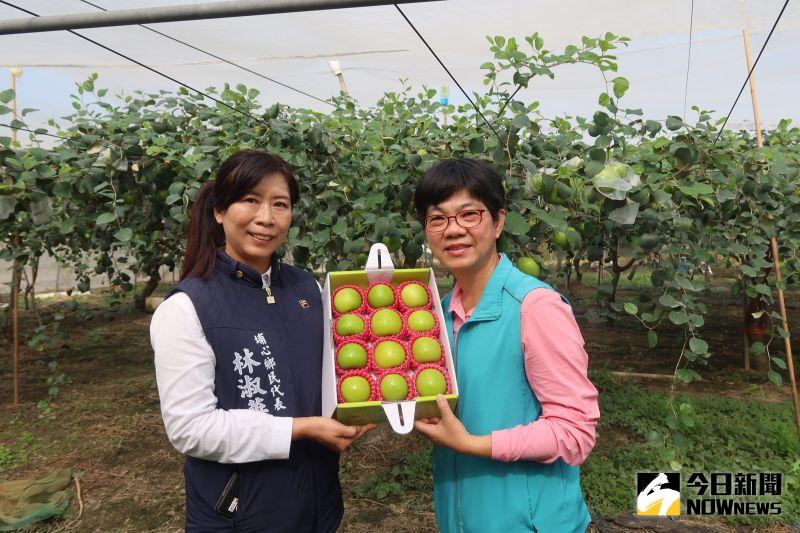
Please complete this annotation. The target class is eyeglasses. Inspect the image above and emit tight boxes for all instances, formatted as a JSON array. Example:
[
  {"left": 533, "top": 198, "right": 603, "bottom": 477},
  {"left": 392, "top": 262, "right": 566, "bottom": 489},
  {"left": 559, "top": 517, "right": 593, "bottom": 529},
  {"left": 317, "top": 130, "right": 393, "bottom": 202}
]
[{"left": 424, "top": 209, "right": 486, "bottom": 233}]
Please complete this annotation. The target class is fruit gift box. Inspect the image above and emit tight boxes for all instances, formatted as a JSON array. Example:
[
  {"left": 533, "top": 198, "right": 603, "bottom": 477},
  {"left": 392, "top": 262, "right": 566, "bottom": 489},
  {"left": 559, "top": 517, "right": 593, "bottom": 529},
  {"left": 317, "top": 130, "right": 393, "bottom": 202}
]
[{"left": 322, "top": 243, "right": 458, "bottom": 434}]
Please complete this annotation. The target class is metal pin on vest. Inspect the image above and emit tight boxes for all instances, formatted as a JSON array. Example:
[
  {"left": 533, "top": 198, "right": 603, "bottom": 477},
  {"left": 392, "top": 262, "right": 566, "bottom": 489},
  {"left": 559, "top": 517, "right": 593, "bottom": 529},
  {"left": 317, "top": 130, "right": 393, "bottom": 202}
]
[{"left": 265, "top": 287, "right": 276, "bottom": 304}]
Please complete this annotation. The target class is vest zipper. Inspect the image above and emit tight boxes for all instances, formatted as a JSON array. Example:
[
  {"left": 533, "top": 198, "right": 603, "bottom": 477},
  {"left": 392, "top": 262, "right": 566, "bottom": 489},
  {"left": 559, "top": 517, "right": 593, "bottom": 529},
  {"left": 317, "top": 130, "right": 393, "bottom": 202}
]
[
  {"left": 265, "top": 287, "right": 276, "bottom": 304},
  {"left": 453, "top": 325, "right": 463, "bottom": 532}
]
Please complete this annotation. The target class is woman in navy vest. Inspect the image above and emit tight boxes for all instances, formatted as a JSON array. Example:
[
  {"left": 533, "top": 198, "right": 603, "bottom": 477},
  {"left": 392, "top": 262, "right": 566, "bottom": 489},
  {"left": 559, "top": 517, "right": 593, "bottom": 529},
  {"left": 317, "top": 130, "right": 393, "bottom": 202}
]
[
  {"left": 151, "top": 150, "right": 373, "bottom": 532},
  {"left": 412, "top": 159, "right": 599, "bottom": 532}
]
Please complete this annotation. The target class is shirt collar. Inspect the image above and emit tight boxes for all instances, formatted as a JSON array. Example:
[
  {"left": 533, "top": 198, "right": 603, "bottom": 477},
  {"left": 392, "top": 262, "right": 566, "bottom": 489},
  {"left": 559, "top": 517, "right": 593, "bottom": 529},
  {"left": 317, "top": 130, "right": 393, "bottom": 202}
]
[
  {"left": 216, "top": 249, "right": 277, "bottom": 288},
  {"left": 448, "top": 281, "right": 468, "bottom": 322},
  {"left": 447, "top": 254, "right": 512, "bottom": 322}
]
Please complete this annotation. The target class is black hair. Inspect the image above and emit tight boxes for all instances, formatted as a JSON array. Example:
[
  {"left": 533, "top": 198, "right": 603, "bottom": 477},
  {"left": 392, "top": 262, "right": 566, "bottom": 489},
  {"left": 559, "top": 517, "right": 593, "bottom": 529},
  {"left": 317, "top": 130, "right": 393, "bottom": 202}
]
[
  {"left": 181, "top": 150, "right": 298, "bottom": 280},
  {"left": 413, "top": 158, "right": 506, "bottom": 221}
]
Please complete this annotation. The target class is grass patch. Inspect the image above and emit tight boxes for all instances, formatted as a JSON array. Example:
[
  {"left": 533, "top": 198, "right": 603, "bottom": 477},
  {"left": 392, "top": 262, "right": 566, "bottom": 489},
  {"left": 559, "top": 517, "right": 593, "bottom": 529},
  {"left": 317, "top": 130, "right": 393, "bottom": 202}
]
[
  {"left": 343, "top": 374, "right": 798, "bottom": 529},
  {"left": 582, "top": 372, "right": 799, "bottom": 526},
  {"left": 341, "top": 432, "right": 433, "bottom": 511}
]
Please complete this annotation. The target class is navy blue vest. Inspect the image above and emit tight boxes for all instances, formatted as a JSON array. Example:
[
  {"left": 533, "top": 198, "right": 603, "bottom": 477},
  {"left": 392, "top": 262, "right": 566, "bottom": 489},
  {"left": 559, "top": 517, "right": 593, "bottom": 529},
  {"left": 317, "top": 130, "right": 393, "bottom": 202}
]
[{"left": 166, "top": 250, "right": 342, "bottom": 532}]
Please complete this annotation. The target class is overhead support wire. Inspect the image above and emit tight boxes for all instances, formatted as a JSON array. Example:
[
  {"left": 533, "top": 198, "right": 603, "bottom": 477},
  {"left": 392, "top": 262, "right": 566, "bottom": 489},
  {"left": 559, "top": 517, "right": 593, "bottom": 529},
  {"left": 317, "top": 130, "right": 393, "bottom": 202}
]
[
  {"left": 76, "top": 0, "right": 333, "bottom": 107},
  {"left": 714, "top": 0, "right": 790, "bottom": 143},
  {"left": 682, "top": 0, "right": 694, "bottom": 120},
  {"left": 0, "top": 1, "right": 272, "bottom": 127},
  {"left": 393, "top": 4, "right": 503, "bottom": 143},
  {"left": 0, "top": 123, "right": 74, "bottom": 142},
  {"left": 0, "top": 0, "right": 438, "bottom": 35}
]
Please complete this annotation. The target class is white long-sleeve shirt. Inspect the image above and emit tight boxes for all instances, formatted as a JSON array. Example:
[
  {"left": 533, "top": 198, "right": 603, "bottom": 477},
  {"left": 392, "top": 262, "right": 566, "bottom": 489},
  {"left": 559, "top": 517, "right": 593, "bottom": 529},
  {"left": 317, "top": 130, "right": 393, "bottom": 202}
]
[{"left": 150, "top": 268, "right": 295, "bottom": 463}]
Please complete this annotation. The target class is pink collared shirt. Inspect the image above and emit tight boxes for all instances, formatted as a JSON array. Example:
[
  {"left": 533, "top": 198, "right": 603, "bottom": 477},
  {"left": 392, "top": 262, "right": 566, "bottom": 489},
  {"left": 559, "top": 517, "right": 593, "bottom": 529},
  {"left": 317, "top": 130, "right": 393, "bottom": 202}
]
[{"left": 450, "top": 281, "right": 599, "bottom": 466}]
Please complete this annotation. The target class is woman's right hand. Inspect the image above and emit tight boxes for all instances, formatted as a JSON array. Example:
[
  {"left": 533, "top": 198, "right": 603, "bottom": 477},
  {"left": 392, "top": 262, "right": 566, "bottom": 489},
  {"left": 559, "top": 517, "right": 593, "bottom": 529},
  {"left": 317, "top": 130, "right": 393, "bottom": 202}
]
[{"left": 292, "top": 417, "right": 375, "bottom": 453}]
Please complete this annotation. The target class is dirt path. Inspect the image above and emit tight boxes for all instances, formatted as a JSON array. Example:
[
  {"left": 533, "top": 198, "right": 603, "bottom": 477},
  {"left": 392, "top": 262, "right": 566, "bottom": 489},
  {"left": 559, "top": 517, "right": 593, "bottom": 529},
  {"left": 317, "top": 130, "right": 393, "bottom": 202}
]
[{"left": 0, "top": 293, "right": 796, "bottom": 531}]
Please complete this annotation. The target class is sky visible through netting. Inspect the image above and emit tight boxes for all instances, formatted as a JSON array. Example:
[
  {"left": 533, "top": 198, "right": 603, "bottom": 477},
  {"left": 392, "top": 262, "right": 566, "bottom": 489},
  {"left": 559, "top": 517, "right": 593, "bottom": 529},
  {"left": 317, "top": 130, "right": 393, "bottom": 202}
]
[{"left": 0, "top": 0, "right": 798, "bottom": 143}]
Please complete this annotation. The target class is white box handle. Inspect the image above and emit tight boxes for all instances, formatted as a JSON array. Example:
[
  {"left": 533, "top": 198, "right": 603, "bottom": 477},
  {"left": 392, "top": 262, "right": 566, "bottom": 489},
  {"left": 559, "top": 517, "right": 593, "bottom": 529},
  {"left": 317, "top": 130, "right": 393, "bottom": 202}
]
[
  {"left": 365, "top": 243, "right": 394, "bottom": 271},
  {"left": 381, "top": 401, "right": 417, "bottom": 434}
]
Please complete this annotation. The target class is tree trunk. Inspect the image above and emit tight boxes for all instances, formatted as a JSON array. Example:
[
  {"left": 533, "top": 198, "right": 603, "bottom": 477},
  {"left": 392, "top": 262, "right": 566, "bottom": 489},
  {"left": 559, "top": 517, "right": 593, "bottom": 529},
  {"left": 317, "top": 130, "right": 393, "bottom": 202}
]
[
  {"left": 8, "top": 237, "right": 22, "bottom": 406},
  {"left": 743, "top": 285, "right": 769, "bottom": 371},
  {"left": 573, "top": 256, "right": 583, "bottom": 284},
  {"left": 135, "top": 269, "right": 161, "bottom": 312},
  {"left": 24, "top": 256, "right": 39, "bottom": 310},
  {"left": 609, "top": 239, "right": 620, "bottom": 304},
  {"left": 4, "top": 258, "right": 21, "bottom": 341},
  {"left": 402, "top": 256, "right": 419, "bottom": 268},
  {"left": 565, "top": 254, "right": 575, "bottom": 299}
]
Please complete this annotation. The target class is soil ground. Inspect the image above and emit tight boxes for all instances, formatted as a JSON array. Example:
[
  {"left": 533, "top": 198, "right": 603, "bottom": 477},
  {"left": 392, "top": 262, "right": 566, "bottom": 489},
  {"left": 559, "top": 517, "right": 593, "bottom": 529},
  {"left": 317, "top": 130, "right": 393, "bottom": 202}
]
[{"left": 0, "top": 286, "right": 797, "bottom": 532}]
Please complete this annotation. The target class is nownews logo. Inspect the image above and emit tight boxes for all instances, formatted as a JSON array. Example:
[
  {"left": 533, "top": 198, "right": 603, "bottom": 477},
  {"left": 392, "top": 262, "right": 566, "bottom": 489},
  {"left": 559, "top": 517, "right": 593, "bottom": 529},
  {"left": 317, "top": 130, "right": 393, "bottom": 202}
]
[
  {"left": 636, "top": 473, "right": 680, "bottom": 516},
  {"left": 636, "top": 472, "right": 782, "bottom": 517}
]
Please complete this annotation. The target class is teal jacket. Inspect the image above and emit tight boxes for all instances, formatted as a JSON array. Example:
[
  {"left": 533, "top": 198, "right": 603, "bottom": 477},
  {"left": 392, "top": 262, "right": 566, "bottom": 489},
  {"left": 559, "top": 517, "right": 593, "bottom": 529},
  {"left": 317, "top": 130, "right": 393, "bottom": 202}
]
[{"left": 434, "top": 254, "right": 591, "bottom": 533}]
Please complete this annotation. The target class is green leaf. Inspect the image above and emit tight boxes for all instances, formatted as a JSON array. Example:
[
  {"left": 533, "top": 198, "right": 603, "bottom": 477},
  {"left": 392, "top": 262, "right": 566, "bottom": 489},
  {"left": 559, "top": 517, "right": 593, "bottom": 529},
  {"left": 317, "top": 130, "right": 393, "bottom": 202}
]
[
  {"left": 58, "top": 219, "right": 75, "bottom": 234},
  {"left": 331, "top": 219, "right": 348, "bottom": 236},
  {"left": 114, "top": 227, "right": 133, "bottom": 242},
  {"left": 645, "top": 430, "right": 663, "bottom": 447},
  {"left": 676, "top": 369, "right": 695, "bottom": 383},
  {"left": 612, "top": 77, "right": 629, "bottom": 98},
  {"left": 767, "top": 370, "right": 782, "bottom": 387},
  {"left": 754, "top": 284, "right": 771, "bottom": 296},
  {"left": 584, "top": 160, "right": 604, "bottom": 177},
  {"left": 666, "top": 414, "right": 680, "bottom": 430},
  {"left": 749, "top": 342, "right": 766, "bottom": 356},
  {"left": 689, "top": 337, "right": 708, "bottom": 354},
  {"left": 668, "top": 310, "right": 689, "bottom": 325},
  {"left": 406, "top": 153, "right": 422, "bottom": 167},
  {"left": 0, "top": 197, "right": 17, "bottom": 220},
  {"left": 678, "top": 183, "right": 713, "bottom": 197},
  {"left": 530, "top": 208, "right": 568, "bottom": 231},
  {"left": 504, "top": 211, "right": 529, "bottom": 236},
  {"left": 492, "top": 145, "right": 505, "bottom": 164},
  {"left": 688, "top": 313, "right": 704, "bottom": 328},
  {"left": 96, "top": 212, "right": 116, "bottom": 225},
  {"left": 730, "top": 243, "right": 749, "bottom": 255},
  {"left": 511, "top": 114, "right": 532, "bottom": 129},
  {"left": 0, "top": 89, "right": 14, "bottom": 104},
  {"left": 647, "top": 330, "right": 658, "bottom": 348},
  {"left": 666, "top": 116, "right": 683, "bottom": 131},
  {"left": 741, "top": 265, "right": 759, "bottom": 277},
  {"left": 645, "top": 120, "right": 662, "bottom": 135},
  {"left": 771, "top": 357, "right": 787, "bottom": 370},
  {"left": 623, "top": 302, "right": 638, "bottom": 315},
  {"left": 658, "top": 294, "right": 680, "bottom": 308},
  {"left": 468, "top": 137, "right": 484, "bottom": 154},
  {"left": 594, "top": 135, "right": 611, "bottom": 148},
  {"left": 673, "top": 275, "right": 695, "bottom": 291}
]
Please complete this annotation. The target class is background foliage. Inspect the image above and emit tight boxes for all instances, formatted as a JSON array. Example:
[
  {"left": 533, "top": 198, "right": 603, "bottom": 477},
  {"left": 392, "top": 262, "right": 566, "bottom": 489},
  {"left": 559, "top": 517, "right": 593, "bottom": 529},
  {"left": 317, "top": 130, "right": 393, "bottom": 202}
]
[{"left": 2, "top": 32, "right": 799, "bottom": 463}]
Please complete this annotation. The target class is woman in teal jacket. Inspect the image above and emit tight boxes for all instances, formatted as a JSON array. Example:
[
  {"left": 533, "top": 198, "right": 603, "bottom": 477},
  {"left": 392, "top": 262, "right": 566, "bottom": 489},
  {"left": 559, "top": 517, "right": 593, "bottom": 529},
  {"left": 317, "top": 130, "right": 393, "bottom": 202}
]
[{"left": 413, "top": 158, "right": 600, "bottom": 533}]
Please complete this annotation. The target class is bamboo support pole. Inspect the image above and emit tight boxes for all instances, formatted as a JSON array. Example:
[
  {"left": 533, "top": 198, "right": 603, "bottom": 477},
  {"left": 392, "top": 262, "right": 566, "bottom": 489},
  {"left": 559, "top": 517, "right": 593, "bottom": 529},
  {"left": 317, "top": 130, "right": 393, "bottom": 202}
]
[
  {"left": 769, "top": 240, "right": 800, "bottom": 441},
  {"left": 743, "top": 30, "right": 800, "bottom": 441},
  {"left": 9, "top": 70, "right": 20, "bottom": 407},
  {"left": 742, "top": 31, "right": 763, "bottom": 147}
]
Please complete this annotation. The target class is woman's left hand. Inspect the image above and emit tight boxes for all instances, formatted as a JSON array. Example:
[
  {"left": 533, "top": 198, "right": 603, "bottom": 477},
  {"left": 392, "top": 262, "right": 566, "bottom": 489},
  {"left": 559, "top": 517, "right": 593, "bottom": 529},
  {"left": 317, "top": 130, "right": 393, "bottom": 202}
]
[{"left": 414, "top": 395, "right": 492, "bottom": 458}]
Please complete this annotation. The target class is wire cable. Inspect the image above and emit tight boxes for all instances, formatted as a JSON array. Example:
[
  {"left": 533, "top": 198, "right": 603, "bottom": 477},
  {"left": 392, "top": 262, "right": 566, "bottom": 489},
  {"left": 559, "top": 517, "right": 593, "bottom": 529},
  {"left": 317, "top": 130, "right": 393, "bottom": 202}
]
[
  {"left": 0, "top": 0, "right": 271, "bottom": 127},
  {"left": 393, "top": 4, "right": 503, "bottom": 143},
  {"left": 76, "top": 0, "right": 333, "bottom": 107},
  {"left": 0, "top": 123, "right": 74, "bottom": 142},
  {"left": 714, "top": 0, "right": 790, "bottom": 143},
  {"left": 682, "top": 0, "right": 694, "bottom": 120}
]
